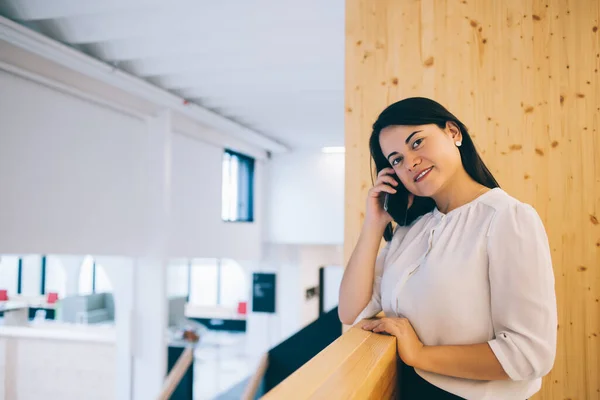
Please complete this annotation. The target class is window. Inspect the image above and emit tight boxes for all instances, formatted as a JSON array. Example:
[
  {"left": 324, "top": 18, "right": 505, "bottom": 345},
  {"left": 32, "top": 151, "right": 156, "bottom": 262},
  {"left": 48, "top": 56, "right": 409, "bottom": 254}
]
[
  {"left": 94, "top": 262, "right": 113, "bottom": 293},
  {"left": 168, "top": 259, "right": 190, "bottom": 298},
  {"left": 79, "top": 256, "right": 112, "bottom": 295},
  {"left": 189, "top": 259, "right": 218, "bottom": 306},
  {"left": 21, "top": 255, "right": 42, "bottom": 296},
  {"left": 79, "top": 256, "right": 94, "bottom": 295},
  {"left": 0, "top": 255, "right": 20, "bottom": 296},
  {"left": 222, "top": 149, "right": 255, "bottom": 222},
  {"left": 45, "top": 256, "right": 67, "bottom": 298},
  {"left": 219, "top": 259, "right": 247, "bottom": 308},
  {"left": 188, "top": 258, "right": 247, "bottom": 307}
]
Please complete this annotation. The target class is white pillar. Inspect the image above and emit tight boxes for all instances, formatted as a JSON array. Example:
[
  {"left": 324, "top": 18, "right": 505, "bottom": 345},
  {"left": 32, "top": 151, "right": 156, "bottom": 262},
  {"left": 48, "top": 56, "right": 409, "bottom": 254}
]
[
  {"left": 245, "top": 260, "right": 274, "bottom": 358},
  {"left": 245, "top": 245, "right": 302, "bottom": 358},
  {"left": 55, "top": 255, "right": 84, "bottom": 296},
  {"left": 131, "top": 257, "right": 168, "bottom": 400},
  {"left": 130, "top": 109, "right": 172, "bottom": 400},
  {"left": 94, "top": 256, "right": 135, "bottom": 400}
]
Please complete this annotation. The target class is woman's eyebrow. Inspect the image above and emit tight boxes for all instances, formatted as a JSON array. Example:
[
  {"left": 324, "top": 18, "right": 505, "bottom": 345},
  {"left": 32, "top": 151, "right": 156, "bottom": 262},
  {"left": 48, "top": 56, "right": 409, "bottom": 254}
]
[
  {"left": 386, "top": 130, "right": 423, "bottom": 160},
  {"left": 405, "top": 130, "right": 423, "bottom": 144}
]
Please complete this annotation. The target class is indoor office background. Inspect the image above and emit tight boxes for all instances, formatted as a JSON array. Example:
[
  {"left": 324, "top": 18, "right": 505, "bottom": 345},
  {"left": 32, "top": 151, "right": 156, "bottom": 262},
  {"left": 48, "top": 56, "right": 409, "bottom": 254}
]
[
  {"left": 0, "top": 0, "right": 598, "bottom": 400},
  {"left": 0, "top": 256, "right": 248, "bottom": 310}
]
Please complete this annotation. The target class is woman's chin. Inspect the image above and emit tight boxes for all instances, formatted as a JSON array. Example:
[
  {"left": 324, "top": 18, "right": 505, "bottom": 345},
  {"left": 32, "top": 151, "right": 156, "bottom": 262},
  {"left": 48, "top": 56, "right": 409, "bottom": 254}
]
[{"left": 412, "top": 182, "right": 441, "bottom": 198}]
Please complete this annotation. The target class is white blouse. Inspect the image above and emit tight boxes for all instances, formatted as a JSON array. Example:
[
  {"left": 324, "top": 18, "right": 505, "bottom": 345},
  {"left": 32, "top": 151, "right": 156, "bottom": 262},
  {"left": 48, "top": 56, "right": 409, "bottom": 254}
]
[{"left": 352, "top": 188, "right": 557, "bottom": 400}]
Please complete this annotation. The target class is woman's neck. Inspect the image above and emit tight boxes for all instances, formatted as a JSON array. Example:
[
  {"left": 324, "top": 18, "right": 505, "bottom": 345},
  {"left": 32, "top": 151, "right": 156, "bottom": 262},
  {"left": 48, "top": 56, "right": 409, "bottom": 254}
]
[{"left": 433, "top": 171, "right": 488, "bottom": 214}]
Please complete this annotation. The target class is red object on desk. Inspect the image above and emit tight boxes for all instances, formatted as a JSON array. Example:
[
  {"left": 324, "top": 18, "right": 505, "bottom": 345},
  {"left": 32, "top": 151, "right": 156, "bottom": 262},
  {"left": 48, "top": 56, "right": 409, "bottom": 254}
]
[
  {"left": 0, "top": 290, "right": 7, "bottom": 301},
  {"left": 47, "top": 292, "right": 58, "bottom": 304},
  {"left": 237, "top": 301, "right": 247, "bottom": 315}
]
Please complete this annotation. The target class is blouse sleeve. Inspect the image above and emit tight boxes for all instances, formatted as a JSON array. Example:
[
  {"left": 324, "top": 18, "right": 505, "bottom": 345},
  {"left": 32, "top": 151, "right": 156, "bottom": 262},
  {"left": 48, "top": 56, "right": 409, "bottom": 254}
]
[
  {"left": 350, "top": 225, "right": 410, "bottom": 326},
  {"left": 350, "top": 241, "right": 390, "bottom": 326},
  {"left": 486, "top": 202, "right": 557, "bottom": 381}
]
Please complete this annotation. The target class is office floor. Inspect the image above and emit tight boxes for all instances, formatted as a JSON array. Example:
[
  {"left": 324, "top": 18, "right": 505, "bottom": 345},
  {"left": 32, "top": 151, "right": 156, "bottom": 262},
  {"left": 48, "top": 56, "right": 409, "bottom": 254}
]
[{"left": 194, "top": 330, "right": 261, "bottom": 400}]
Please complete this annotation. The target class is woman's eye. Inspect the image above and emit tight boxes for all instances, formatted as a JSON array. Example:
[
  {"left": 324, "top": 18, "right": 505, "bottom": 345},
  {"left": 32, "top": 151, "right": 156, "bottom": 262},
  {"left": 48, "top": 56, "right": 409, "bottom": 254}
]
[
  {"left": 392, "top": 157, "right": 403, "bottom": 166},
  {"left": 412, "top": 138, "right": 424, "bottom": 149}
]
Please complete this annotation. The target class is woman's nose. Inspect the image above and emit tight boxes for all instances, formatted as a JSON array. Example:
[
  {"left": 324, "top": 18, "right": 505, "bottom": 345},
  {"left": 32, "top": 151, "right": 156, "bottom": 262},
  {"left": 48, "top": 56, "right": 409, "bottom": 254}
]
[{"left": 406, "top": 157, "right": 421, "bottom": 172}]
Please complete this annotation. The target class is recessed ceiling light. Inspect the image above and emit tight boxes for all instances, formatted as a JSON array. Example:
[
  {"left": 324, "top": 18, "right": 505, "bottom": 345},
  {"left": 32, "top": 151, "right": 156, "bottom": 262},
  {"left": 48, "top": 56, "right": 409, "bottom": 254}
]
[{"left": 321, "top": 146, "right": 345, "bottom": 154}]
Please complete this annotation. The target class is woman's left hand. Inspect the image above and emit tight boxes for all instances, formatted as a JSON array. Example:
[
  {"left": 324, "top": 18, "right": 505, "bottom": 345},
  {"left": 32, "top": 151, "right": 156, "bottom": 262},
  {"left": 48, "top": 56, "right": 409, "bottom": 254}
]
[{"left": 362, "top": 317, "right": 424, "bottom": 367}]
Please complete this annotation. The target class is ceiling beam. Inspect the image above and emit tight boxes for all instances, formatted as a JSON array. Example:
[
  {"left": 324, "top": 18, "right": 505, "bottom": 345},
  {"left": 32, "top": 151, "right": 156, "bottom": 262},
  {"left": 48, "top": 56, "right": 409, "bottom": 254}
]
[
  {"left": 84, "top": 34, "right": 339, "bottom": 62},
  {"left": 0, "top": 15, "right": 288, "bottom": 153},
  {"left": 120, "top": 56, "right": 335, "bottom": 77},
  {"left": 149, "top": 72, "right": 339, "bottom": 91},
  {"left": 12, "top": 2, "right": 341, "bottom": 44},
  {"left": 0, "top": 0, "right": 156, "bottom": 21},
  {"left": 193, "top": 93, "right": 343, "bottom": 106},
  {"left": 175, "top": 86, "right": 340, "bottom": 99}
]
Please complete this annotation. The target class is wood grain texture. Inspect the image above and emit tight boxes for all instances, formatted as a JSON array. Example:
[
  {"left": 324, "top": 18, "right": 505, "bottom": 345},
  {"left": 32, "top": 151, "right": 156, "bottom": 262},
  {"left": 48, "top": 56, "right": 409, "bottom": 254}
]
[
  {"left": 261, "top": 320, "right": 398, "bottom": 399},
  {"left": 345, "top": 1, "right": 600, "bottom": 399}
]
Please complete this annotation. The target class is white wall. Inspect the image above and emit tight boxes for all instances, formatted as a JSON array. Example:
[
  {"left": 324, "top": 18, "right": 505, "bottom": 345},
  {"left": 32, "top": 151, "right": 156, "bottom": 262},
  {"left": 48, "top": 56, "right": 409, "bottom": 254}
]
[
  {"left": 247, "top": 150, "right": 345, "bottom": 356},
  {"left": 266, "top": 151, "right": 344, "bottom": 245},
  {"left": 0, "top": 336, "right": 116, "bottom": 400},
  {"left": 0, "top": 70, "right": 263, "bottom": 261},
  {"left": 323, "top": 265, "right": 344, "bottom": 313},
  {"left": 245, "top": 243, "right": 342, "bottom": 358},
  {"left": 297, "top": 245, "right": 343, "bottom": 325},
  {"left": 0, "top": 70, "right": 150, "bottom": 256},
  {"left": 169, "top": 133, "right": 262, "bottom": 260}
]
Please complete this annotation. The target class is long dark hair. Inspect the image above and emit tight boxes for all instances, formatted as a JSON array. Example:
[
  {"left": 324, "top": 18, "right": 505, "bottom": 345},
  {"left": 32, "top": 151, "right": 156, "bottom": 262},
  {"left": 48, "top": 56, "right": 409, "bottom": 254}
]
[{"left": 369, "top": 97, "right": 500, "bottom": 241}]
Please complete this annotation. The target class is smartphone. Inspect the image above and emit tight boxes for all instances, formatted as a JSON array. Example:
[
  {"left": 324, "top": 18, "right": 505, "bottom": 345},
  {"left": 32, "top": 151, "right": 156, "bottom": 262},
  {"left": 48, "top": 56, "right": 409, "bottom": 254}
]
[{"left": 383, "top": 174, "right": 409, "bottom": 226}]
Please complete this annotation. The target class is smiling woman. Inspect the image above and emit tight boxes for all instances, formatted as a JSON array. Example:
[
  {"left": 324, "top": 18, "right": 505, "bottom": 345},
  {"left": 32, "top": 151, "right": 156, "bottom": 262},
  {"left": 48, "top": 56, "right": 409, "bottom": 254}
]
[
  {"left": 368, "top": 97, "right": 499, "bottom": 241},
  {"left": 339, "top": 98, "right": 557, "bottom": 400}
]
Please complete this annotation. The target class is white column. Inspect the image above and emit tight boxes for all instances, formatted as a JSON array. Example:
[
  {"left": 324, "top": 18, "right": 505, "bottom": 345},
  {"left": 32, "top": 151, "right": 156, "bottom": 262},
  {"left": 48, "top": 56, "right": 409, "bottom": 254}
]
[
  {"left": 94, "top": 256, "right": 135, "bottom": 400},
  {"left": 131, "top": 257, "right": 168, "bottom": 400},
  {"left": 245, "top": 245, "right": 302, "bottom": 358},
  {"left": 245, "top": 260, "right": 273, "bottom": 358},
  {"left": 131, "top": 110, "right": 172, "bottom": 400},
  {"left": 55, "top": 255, "right": 84, "bottom": 296}
]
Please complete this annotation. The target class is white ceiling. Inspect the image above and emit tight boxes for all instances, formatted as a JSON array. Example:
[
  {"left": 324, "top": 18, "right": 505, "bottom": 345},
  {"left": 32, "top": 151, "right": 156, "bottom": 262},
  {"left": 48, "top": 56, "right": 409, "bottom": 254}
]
[{"left": 0, "top": 0, "right": 345, "bottom": 150}]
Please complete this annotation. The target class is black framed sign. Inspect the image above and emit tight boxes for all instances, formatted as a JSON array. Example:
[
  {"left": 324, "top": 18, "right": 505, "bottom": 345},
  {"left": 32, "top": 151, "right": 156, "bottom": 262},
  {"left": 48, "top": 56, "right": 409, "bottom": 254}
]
[{"left": 252, "top": 273, "right": 276, "bottom": 313}]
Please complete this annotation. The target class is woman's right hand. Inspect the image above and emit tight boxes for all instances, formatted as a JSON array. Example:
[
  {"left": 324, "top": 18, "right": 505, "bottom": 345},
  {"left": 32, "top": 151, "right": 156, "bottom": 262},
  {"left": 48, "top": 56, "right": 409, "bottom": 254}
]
[{"left": 365, "top": 167, "right": 400, "bottom": 228}]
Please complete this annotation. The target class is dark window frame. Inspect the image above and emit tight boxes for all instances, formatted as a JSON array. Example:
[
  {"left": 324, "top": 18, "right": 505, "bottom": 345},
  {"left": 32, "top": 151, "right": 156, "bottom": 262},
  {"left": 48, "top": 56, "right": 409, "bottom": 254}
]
[{"left": 222, "top": 149, "right": 255, "bottom": 223}]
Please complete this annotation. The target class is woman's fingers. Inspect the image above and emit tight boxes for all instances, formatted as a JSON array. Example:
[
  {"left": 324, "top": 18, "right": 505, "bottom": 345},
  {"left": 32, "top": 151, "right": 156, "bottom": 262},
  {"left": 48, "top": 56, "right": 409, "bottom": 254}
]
[
  {"left": 362, "top": 319, "right": 380, "bottom": 328},
  {"left": 369, "top": 184, "right": 397, "bottom": 196},
  {"left": 376, "top": 175, "right": 399, "bottom": 187},
  {"left": 376, "top": 168, "right": 400, "bottom": 187},
  {"left": 377, "top": 167, "right": 395, "bottom": 178}
]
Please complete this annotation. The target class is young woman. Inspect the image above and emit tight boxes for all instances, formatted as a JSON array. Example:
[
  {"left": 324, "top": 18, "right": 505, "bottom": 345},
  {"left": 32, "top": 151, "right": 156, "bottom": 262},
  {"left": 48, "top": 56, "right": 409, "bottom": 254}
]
[{"left": 338, "top": 97, "right": 557, "bottom": 399}]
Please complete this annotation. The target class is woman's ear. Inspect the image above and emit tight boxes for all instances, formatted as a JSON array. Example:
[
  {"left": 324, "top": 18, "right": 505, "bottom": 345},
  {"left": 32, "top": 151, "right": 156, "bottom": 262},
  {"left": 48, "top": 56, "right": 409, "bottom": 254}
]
[{"left": 445, "top": 121, "right": 463, "bottom": 143}]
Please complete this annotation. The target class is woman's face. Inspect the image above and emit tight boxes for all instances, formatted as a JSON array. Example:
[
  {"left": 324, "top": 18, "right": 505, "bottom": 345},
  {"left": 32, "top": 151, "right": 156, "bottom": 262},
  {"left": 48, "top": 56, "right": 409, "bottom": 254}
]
[{"left": 378, "top": 122, "right": 463, "bottom": 198}]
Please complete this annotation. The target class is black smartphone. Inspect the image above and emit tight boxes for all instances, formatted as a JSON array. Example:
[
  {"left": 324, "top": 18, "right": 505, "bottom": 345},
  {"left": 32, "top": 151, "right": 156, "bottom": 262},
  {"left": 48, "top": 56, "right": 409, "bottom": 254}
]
[{"left": 383, "top": 174, "right": 409, "bottom": 226}]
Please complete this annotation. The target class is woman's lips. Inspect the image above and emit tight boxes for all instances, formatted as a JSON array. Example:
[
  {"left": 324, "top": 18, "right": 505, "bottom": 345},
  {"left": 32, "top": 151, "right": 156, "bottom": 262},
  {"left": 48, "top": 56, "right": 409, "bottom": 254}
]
[{"left": 414, "top": 166, "right": 434, "bottom": 182}]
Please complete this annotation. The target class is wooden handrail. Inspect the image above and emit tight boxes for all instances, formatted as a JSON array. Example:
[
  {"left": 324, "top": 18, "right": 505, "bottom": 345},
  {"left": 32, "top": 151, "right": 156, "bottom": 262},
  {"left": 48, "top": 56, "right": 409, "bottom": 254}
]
[
  {"left": 261, "top": 319, "right": 398, "bottom": 399},
  {"left": 242, "top": 353, "right": 269, "bottom": 400},
  {"left": 156, "top": 347, "right": 194, "bottom": 400}
]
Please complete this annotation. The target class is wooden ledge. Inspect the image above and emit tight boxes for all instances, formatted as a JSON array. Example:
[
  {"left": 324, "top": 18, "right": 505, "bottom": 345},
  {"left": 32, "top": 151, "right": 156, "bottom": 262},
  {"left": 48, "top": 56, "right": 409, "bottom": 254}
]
[{"left": 262, "top": 320, "right": 398, "bottom": 399}]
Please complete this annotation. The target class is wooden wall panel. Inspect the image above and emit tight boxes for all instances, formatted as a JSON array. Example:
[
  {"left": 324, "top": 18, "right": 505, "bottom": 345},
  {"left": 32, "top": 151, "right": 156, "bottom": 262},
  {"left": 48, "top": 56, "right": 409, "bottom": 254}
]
[{"left": 344, "top": 1, "right": 599, "bottom": 398}]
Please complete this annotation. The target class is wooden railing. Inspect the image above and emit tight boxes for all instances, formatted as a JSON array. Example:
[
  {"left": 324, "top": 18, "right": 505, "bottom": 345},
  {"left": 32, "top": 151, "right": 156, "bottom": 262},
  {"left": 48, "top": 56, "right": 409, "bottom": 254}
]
[
  {"left": 261, "top": 319, "right": 398, "bottom": 399},
  {"left": 242, "top": 353, "right": 269, "bottom": 400},
  {"left": 156, "top": 347, "right": 194, "bottom": 400}
]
